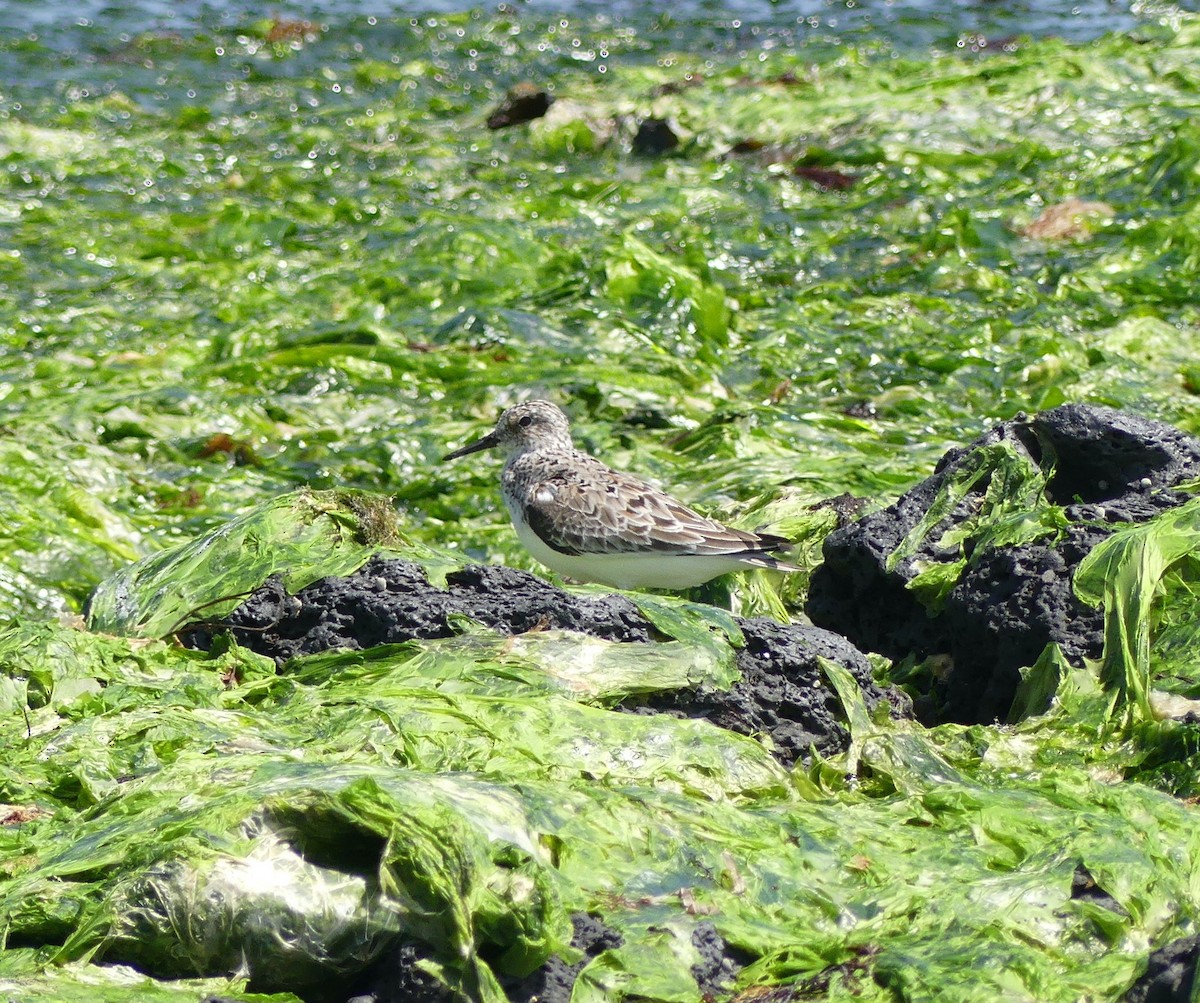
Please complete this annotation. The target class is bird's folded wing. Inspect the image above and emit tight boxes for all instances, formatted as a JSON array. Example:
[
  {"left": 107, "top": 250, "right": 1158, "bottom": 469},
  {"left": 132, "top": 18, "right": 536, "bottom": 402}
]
[{"left": 523, "top": 466, "right": 777, "bottom": 557}]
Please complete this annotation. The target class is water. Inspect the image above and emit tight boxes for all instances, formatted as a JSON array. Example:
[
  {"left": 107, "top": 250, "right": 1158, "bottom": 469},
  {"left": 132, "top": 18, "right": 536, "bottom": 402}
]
[
  {"left": 0, "top": 0, "right": 1167, "bottom": 112},
  {"left": 0, "top": 0, "right": 1157, "bottom": 52}
]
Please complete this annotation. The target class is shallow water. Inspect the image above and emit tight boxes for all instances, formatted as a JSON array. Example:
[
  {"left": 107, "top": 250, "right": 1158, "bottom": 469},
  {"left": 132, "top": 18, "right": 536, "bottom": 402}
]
[{"left": 0, "top": 0, "right": 1150, "bottom": 44}]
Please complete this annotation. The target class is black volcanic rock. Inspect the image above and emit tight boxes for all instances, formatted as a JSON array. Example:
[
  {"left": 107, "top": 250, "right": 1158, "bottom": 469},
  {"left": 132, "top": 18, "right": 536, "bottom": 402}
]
[
  {"left": 502, "top": 913, "right": 623, "bottom": 1003},
  {"left": 183, "top": 560, "right": 658, "bottom": 657},
  {"left": 1125, "top": 934, "right": 1200, "bottom": 1003}
]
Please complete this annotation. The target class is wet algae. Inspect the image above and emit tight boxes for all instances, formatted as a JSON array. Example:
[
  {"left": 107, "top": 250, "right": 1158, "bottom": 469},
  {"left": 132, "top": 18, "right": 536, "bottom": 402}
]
[{"left": 3, "top": 4, "right": 1200, "bottom": 1002}]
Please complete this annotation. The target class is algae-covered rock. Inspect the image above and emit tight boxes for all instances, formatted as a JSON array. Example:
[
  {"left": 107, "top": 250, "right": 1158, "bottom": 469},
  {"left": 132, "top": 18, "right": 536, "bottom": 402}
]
[
  {"left": 85, "top": 490, "right": 433, "bottom": 639},
  {"left": 181, "top": 552, "right": 906, "bottom": 768},
  {"left": 807, "top": 404, "right": 1200, "bottom": 723}
]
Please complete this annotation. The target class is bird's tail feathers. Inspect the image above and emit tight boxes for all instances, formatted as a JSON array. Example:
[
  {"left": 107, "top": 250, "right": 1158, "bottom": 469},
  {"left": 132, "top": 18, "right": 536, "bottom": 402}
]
[
  {"left": 741, "top": 552, "right": 802, "bottom": 574},
  {"left": 752, "top": 531, "right": 794, "bottom": 553}
]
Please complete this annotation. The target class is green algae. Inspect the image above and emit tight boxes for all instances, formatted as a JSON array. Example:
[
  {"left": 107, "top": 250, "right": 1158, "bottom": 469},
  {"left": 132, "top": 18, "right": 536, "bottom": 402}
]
[
  {"left": 85, "top": 489, "right": 441, "bottom": 638},
  {"left": 2, "top": 490, "right": 1196, "bottom": 1001},
  {"left": 4, "top": 3, "right": 1200, "bottom": 1000},
  {"left": 889, "top": 438, "right": 1069, "bottom": 611},
  {"left": 5, "top": 604, "right": 1200, "bottom": 1002},
  {"left": 1076, "top": 497, "right": 1200, "bottom": 726}
]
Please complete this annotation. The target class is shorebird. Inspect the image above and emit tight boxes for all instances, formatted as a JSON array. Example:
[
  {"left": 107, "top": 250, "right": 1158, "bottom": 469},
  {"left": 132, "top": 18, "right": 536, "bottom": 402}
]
[{"left": 443, "top": 400, "right": 799, "bottom": 589}]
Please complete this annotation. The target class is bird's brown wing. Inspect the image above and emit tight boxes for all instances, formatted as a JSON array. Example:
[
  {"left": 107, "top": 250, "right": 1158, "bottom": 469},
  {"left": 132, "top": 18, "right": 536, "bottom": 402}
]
[{"left": 521, "top": 454, "right": 788, "bottom": 558}]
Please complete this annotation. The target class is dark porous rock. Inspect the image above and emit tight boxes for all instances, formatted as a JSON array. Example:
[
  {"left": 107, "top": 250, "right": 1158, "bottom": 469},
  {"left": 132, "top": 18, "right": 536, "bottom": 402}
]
[
  {"left": 1034, "top": 404, "right": 1200, "bottom": 504},
  {"left": 350, "top": 914, "right": 621, "bottom": 1003},
  {"left": 503, "top": 913, "right": 623, "bottom": 1003},
  {"left": 635, "top": 618, "right": 907, "bottom": 767},
  {"left": 345, "top": 941, "right": 452, "bottom": 1003},
  {"left": 1125, "top": 934, "right": 1200, "bottom": 1003},
  {"left": 807, "top": 404, "right": 1200, "bottom": 725},
  {"left": 486, "top": 82, "right": 552, "bottom": 129},
  {"left": 183, "top": 557, "right": 907, "bottom": 766},
  {"left": 182, "top": 556, "right": 656, "bottom": 659},
  {"left": 817, "top": 491, "right": 870, "bottom": 527},
  {"left": 936, "top": 526, "right": 1109, "bottom": 724},
  {"left": 345, "top": 916, "right": 754, "bottom": 1003},
  {"left": 691, "top": 921, "right": 754, "bottom": 998},
  {"left": 632, "top": 117, "right": 679, "bottom": 155}
]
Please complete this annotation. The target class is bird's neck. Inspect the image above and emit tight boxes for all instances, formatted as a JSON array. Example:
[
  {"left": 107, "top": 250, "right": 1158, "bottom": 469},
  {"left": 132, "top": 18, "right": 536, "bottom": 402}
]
[{"left": 505, "top": 435, "right": 573, "bottom": 461}]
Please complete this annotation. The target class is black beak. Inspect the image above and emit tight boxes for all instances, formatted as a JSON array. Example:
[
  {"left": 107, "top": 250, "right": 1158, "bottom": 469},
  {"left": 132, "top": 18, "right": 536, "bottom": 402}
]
[{"left": 443, "top": 429, "right": 500, "bottom": 462}]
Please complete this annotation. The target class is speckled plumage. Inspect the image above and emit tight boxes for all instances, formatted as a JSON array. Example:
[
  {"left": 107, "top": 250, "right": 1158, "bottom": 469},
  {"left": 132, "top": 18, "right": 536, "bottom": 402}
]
[{"left": 444, "top": 400, "right": 798, "bottom": 590}]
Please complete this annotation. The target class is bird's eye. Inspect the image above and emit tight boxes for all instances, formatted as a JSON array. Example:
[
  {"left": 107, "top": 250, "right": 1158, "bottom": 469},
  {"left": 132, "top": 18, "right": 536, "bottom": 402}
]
[{"left": 518, "top": 415, "right": 533, "bottom": 428}]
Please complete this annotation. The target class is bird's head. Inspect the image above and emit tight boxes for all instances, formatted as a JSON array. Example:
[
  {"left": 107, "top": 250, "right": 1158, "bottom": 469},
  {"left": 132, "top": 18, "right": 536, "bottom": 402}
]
[{"left": 443, "top": 399, "right": 574, "bottom": 461}]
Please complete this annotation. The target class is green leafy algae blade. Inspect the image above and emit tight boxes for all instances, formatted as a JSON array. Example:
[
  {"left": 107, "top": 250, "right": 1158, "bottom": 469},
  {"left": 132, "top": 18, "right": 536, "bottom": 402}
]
[
  {"left": 1075, "top": 495, "right": 1200, "bottom": 727},
  {"left": 85, "top": 490, "right": 443, "bottom": 638},
  {"left": 890, "top": 440, "right": 1067, "bottom": 612}
]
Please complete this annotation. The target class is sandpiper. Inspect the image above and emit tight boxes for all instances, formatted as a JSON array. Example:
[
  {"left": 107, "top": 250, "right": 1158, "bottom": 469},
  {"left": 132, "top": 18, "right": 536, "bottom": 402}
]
[{"left": 443, "top": 400, "right": 799, "bottom": 590}]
